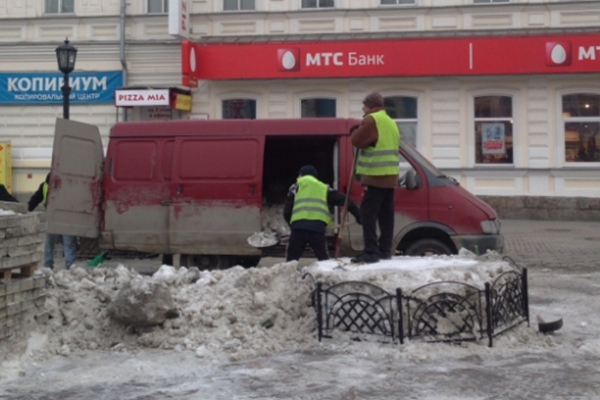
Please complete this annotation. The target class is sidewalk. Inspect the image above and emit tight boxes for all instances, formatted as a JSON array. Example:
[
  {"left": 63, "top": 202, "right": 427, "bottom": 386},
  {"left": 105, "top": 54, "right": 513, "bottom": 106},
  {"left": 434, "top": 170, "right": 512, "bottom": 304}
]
[{"left": 502, "top": 219, "right": 600, "bottom": 272}]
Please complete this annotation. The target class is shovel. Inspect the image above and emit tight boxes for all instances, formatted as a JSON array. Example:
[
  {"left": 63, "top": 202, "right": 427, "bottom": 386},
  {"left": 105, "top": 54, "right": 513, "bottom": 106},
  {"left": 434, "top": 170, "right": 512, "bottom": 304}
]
[
  {"left": 335, "top": 147, "right": 360, "bottom": 259},
  {"left": 87, "top": 250, "right": 108, "bottom": 267}
]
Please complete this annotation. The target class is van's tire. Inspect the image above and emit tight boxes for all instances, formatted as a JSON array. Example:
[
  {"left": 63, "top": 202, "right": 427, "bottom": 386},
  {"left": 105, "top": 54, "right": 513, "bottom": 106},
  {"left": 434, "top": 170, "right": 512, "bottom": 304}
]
[
  {"left": 181, "top": 254, "right": 235, "bottom": 270},
  {"left": 405, "top": 239, "right": 452, "bottom": 256},
  {"left": 237, "top": 256, "right": 261, "bottom": 268},
  {"left": 162, "top": 254, "right": 173, "bottom": 266}
]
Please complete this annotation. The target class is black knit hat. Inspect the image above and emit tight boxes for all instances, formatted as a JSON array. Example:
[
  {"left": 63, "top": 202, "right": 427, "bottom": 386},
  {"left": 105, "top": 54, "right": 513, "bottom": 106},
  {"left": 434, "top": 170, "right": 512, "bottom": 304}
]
[
  {"left": 299, "top": 165, "right": 318, "bottom": 177},
  {"left": 363, "top": 92, "right": 384, "bottom": 108}
]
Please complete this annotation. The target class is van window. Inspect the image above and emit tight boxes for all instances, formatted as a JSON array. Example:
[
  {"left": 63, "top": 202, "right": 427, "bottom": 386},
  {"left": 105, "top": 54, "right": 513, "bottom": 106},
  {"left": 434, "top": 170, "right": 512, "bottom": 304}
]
[
  {"left": 177, "top": 139, "right": 258, "bottom": 180},
  {"left": 114, "top": 141, "right": 157, "bottom": 181}
]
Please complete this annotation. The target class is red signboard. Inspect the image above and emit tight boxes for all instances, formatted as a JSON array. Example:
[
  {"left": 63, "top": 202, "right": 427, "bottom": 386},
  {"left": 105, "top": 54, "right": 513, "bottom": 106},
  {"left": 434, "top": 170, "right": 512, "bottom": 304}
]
[{"left": 181, "top": 34, "right": 600, "bottom": 80}]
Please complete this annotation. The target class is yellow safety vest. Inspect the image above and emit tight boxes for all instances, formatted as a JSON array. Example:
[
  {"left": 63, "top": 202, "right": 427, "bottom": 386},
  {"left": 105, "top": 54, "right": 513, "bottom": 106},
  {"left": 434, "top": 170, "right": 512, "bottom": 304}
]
[
  {"left": 356, "top": 110, "right": 401, "bottom": 176},
  {"left": 290, "top": 175, "right": 333, "bottom": 225},
  {"left": 43, "top": 182, "right": 49, "bottom": 208}
]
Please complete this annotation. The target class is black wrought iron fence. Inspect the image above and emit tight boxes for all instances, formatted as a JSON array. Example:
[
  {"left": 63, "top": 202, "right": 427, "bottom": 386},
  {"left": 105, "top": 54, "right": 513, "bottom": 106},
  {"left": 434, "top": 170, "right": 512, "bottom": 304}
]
[{"left": 309, "top": 264, "right": 529, "bottom": 347}]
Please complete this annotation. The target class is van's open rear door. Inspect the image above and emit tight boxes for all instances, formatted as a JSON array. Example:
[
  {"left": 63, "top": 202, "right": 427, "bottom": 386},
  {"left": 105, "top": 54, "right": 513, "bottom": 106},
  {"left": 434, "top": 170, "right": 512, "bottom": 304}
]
[{"left": 47, "top": 119, "right": 104, "bottom": 238}]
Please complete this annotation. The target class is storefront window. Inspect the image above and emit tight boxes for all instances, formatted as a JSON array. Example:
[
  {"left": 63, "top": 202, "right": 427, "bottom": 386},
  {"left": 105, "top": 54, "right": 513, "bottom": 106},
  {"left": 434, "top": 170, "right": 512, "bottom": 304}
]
[
  {"left": 224, "top": 0, "right": 255, "bottom": 10},
  {"left": 301, "top": 0, "right": 334, "bottom": 8},
  {"left": 474, "top": 96, "right": 513, "bottom": 164},
  {"left": 384, "top": 96, "right": 417, "bottom": 147},
  {"left": 222, "top": 99, "right": 256, "bottom": 119},
  {"left": 46, "top": 0, "right": 74, "bottom": 13},
  {"left": 563, "top": 94, "right": 600, "bottom": 163},
  {"left": 147, "top": 0, "right": 168, "bottom": 13},
  {"left": 301, "top": 98, "right": 336, "bottom": 118}
]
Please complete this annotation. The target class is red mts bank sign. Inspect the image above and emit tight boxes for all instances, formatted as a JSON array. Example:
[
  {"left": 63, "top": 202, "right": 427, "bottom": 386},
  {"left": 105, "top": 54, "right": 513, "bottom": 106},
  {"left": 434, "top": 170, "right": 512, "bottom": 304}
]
[{"left": 181, "top": 34, "right": 600, "bottom": 80}]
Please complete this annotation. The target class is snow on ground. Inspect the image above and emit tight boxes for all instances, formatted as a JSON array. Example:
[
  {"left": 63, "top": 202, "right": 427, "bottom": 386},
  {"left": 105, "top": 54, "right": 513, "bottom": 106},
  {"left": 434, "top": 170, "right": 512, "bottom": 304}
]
[{"left": 1, "top": 244, "right": 599, "bottom": 399}]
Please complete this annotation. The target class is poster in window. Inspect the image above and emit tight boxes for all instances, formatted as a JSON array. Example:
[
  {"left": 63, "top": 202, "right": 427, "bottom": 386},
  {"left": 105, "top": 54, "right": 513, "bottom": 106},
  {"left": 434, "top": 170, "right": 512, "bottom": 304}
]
[{"left": 482, "top": 123, "right": 505, "bottom": 155}]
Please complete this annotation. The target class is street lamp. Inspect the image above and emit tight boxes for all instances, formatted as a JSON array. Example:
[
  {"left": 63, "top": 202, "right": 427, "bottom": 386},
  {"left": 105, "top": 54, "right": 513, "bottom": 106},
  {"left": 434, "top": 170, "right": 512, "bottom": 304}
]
[{"left": 55, "top": 38, "right": 77, "bottom": 120}]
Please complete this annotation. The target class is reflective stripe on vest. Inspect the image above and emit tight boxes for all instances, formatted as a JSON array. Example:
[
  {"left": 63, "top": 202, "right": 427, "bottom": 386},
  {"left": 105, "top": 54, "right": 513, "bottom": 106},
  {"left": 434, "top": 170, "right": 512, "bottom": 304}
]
[
  {"left": 356, "top": 110, "right": 401, "bottom": 176},
  {"left": 290, "top": 175, "right": 333, "bottom": 225},
  {"left": 43, "top": 182, "right": 49, "bottom": 208}
]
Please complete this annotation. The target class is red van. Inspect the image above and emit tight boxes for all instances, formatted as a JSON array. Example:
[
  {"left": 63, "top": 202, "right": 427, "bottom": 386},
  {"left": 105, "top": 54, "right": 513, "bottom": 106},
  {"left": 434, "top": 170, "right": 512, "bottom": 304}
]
[{"left": 47, "top": 118, "right": 503, "bottom": 268}]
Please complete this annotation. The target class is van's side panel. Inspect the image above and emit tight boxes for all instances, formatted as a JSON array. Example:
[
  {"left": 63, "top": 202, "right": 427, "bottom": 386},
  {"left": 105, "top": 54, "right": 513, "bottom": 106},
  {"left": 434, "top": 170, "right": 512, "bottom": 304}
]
[
  {"left": 47, "top": 119, "right": 104, "bottom": 238},
  {"left": 169, "top": 136, "right": 263, "bottom": 255},
  {"left": 102, "top": 138, "right": 171, "bottom": 253}
]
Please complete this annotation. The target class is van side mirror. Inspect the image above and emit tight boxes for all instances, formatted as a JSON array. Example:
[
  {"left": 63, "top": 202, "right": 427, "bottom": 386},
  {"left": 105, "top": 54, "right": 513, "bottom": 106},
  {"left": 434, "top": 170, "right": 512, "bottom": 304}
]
[{"left": 398, "top": 170, "right": 419, "bottom": 190}]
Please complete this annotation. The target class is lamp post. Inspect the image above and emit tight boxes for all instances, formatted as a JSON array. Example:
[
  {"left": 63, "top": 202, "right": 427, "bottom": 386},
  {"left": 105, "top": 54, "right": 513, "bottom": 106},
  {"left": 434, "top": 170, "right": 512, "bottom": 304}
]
[{"left": 55, "top": 38, "right": 77, "bottom": 120}]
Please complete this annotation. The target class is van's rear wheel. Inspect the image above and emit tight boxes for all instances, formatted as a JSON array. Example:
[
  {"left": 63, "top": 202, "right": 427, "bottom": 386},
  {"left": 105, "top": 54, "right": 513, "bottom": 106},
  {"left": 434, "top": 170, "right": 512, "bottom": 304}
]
[
  {"left": 405, "top": 239, "right": 452, "bottom": 256},
  {"left": 180, "top": 254, "right": 235, "bottom": 270}
]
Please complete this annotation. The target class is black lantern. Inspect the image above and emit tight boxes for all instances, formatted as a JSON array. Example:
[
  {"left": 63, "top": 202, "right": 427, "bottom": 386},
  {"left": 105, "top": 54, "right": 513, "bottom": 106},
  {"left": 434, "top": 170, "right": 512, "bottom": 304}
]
[{"left": 55, "top": 38, "right": 77, "bottom": 119}]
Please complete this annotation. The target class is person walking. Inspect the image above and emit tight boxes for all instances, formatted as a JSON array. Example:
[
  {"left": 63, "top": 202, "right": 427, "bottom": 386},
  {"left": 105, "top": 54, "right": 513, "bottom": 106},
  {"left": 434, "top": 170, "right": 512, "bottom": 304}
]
[
  {"left": 28, "top": 173, "right": 77, "bottom": 270},
  {"left": 350, "top": 92, "right": 401, "bottom": 263},
  {"left": 284, "top": 165, "right": 361, "bottom": 262}
]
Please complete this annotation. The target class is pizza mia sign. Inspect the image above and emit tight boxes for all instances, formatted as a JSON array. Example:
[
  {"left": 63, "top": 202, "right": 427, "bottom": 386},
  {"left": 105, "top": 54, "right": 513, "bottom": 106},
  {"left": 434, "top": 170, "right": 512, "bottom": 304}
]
[{"left": 115, "top": 89, "right": 170, "bottom": 107}]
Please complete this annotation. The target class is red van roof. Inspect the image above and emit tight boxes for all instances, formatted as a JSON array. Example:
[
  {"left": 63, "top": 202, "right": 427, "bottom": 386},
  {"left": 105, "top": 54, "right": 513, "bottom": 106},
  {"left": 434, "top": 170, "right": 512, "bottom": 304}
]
[{"left": 110, "top": 118, "right": 362, "bottom": 137}]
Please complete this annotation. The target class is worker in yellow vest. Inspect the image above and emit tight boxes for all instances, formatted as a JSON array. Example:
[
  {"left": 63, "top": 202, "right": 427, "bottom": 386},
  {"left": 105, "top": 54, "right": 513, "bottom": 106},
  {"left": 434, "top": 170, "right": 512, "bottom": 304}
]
[
  {"left": 283, "top": 165, "right": 361, "bottom": 261},
  {"left": 28, "top": 173, "right": 77, "bottom": 270},
  {"left": 350, "top": 92, "right": 401, "bottom": 264}
]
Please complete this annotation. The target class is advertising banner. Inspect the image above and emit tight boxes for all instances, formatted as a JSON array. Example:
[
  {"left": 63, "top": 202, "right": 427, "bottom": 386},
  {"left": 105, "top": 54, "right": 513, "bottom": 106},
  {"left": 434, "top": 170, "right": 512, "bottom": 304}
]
[
  {"left": 482, "top": 123, "right": 506, "bottom": 155},
  {"left": 181, "top": 33, "right": 600, "bottom": 80},
  {"left": 0, "top": 71, "right": 123, "bottom": 105}
]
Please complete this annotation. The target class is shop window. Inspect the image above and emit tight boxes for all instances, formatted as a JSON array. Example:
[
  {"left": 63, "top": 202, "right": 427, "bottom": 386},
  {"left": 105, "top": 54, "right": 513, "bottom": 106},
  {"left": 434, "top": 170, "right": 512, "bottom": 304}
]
[
  {"left": 474, "top": 96, "right": 513, "bottom": 164},
  {"left": 45, "top": 0, "right": 74, "bottom": 14},
  {"left": 562, "top": 94, "right": 600, "bottom": 163},
  {"left": 222, "top": 99, "right": 257, "bottom": 119},
  {"left": 224, "top": 0, "right": 255, "bottom": 10},
  {"left": 147, "top": 0, "right": 168, "bottom": 14},
  {"left": 301, "top": 98, "right": 336, "bottom": 118},
  {"left": 384, "top": 96, "right": 417, "bottom": 147},
  {"left": 380, "top": 0, "right": 415, "bottom": 5},
  {"left": 301, "top": 0, "right": 334, "bottom": 8}
]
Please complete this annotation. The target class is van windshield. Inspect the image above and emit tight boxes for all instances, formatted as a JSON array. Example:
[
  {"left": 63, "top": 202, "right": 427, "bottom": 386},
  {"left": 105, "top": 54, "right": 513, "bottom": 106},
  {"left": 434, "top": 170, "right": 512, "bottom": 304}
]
[{"left": 400, "top": 141, "right": 444, "bottom": 177}]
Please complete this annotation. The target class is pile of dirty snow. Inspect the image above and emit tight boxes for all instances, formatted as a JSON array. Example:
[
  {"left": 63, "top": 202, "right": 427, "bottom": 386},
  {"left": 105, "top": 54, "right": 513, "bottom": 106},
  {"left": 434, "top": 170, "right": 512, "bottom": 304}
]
[{"left": 4, "top": 251, "right": 541, "bottom": 368}]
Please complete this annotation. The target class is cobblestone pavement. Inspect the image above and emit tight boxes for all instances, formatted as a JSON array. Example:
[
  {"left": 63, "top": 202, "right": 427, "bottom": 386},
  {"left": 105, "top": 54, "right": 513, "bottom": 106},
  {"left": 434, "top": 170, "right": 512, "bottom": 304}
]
[{"left": 502, "top": 219, "right": 600, "bottom": 272}]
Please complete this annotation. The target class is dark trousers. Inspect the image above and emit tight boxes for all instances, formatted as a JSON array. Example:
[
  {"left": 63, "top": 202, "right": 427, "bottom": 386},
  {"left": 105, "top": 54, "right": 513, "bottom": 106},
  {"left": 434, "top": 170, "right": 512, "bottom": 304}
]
[
  {"left": 360, "top": 186, "right": 395, "bottom": 255},
  {"left": 286, "top": 229, "right": 329, "bottom": 261}
]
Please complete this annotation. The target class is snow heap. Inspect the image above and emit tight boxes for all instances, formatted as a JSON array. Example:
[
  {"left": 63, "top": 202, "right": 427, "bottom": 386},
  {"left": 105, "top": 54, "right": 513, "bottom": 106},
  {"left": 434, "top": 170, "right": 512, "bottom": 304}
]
[{"left": 9, "top": 251, "right": 555, "bottom": 365}]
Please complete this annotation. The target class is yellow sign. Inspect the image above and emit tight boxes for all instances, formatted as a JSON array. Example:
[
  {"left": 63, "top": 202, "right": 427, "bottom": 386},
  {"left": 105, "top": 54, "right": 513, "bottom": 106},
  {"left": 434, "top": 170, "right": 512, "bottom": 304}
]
[
  {"left": 0, "top": 142, "right": 12, "bottom": 193},
  {"left": 174, "top": 93, "right": 192, "bottom": 111}
]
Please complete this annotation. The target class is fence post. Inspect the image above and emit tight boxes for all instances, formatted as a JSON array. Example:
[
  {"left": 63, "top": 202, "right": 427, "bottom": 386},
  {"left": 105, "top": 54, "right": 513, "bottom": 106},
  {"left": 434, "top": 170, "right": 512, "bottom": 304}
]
[
  {"left": 396, "top": 288, "right": 403, "bottom": 345},
  {"left": 316, "top": 282, "right": 323, "bottom": 342},
  {"left": 485, "top": 282, "right": 493, "bottom": 348},
  {"left": 522, "top": 268, "right": 529, "bottom": 327}
]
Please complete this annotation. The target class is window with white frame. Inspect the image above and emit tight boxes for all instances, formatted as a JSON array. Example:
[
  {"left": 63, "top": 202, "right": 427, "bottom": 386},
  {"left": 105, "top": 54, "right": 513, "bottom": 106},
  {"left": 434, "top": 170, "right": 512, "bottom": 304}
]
[
  {"left": 474, "top": 96, "right": 513, "bottom": 164},
  {"left": 302, "top": 0, "right": 334, "bottom": 9},
  {"left": 148, "top": 0, "right": 168, "bottom": 14},
  {"left": 222, "top": 99, "right": 257, "bottom": 119},
  {"left": 562, "top": 93, "right": 600, "bottom": 163},
  {"left": 473, "top": 0, "right": 509, "bottom": 3},
  {"left": 45, "top": 0, "right": 74, "bottom": 14},
  {"left": 384, "top": 96, "right": 417, "bottom": 147},
  {"left": 301, "top": 98, "right": 336, "bottom": 118},
  {"left": 224, "top": 0, "right": 255, "bottom": 11},
  {"left": 380, "top": 0, "right": 415, "bottom": 5}
]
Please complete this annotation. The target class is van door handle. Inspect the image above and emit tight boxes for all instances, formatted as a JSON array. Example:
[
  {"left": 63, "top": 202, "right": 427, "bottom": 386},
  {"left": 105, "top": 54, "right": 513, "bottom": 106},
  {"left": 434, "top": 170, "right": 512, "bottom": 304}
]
[
  {"left": 161, "top": 200, "right": 173, "bottom": 206},
  {"left": 176, "top": 185, "right": 182, "bottom": 195}
]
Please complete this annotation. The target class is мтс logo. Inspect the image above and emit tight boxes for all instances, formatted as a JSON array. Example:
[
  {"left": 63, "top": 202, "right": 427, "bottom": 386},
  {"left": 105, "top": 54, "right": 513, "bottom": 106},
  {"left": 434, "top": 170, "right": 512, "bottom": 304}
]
[
  {"left": 546, "top": 42, "right": 572, "bottom": 66},
  {"left": 277, "top": 48, "right": 300, "bottom": 72}
]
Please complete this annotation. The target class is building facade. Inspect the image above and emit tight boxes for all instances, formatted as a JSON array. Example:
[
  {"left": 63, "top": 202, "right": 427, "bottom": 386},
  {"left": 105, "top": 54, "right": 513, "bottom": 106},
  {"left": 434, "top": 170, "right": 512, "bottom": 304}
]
[{"left": 1, "top": 0, "right": 599, "bottom": 199}]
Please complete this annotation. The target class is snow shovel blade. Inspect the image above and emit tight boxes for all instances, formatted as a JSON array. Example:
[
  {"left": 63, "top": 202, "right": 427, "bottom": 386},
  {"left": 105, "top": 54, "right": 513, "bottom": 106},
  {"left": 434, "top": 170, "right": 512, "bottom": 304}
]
[
  {"left": 87, "top": 250, "right": 108, "bottom": 267},
  {"left": 247, "top": 232, "right": 281, "bottom": 249}
]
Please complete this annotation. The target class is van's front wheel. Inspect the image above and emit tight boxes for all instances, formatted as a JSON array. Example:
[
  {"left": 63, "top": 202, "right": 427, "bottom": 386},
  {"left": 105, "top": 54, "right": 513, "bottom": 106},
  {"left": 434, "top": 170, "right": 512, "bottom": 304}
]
[
  {"left": 405, "top": 239, "right": 452, "bottom": 256},
  {"left": 180, "top": 254, "right": 235, "bottom": 270}
]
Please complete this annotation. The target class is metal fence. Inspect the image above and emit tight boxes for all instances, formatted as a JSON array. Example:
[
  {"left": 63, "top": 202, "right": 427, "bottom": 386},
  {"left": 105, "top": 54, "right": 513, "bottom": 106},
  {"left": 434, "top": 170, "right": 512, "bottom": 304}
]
[{"left": 309, "top": 260, "right": 528, "bottom": 347}]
